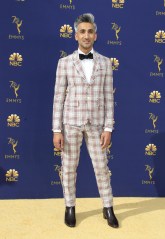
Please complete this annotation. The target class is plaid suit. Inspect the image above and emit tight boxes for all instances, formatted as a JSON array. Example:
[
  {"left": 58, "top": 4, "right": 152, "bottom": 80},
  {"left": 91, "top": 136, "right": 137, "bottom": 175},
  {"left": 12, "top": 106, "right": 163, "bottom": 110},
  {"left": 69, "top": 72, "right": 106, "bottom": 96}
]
[{"left": 53, "top": 50, "right": 114, "bottom": 207}]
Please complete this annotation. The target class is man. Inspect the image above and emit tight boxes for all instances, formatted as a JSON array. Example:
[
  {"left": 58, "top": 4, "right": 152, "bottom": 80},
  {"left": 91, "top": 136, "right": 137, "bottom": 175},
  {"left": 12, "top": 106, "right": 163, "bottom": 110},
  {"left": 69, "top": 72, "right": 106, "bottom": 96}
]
[{"left": 52, "top": 13, "right": 119, "bottom": 228}]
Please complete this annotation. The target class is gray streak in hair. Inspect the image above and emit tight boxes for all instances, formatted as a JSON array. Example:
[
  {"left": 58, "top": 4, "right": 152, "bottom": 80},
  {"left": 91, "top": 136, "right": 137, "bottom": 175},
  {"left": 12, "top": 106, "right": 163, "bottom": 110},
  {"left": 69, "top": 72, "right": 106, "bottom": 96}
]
[{"left": 74, "top": 13, "right": 97, "bottom": 32}]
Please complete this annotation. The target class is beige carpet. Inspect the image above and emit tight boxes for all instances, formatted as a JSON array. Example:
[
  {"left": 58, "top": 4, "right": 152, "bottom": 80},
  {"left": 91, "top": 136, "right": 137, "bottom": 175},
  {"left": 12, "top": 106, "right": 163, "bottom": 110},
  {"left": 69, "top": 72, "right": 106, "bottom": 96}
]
[{"left": 0, "top": 197, "right": 165, "bottom": 239}]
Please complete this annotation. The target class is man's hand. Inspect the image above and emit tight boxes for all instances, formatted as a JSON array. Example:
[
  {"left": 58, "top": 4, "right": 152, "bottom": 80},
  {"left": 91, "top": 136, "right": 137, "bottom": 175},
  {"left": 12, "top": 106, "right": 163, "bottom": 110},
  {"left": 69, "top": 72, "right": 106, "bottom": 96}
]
[
  {"left": 53, "top": 133, "right": 64, "bottom": 151},
  {"left": 100, "top": 131, "right": 111, "bottom": 150}
]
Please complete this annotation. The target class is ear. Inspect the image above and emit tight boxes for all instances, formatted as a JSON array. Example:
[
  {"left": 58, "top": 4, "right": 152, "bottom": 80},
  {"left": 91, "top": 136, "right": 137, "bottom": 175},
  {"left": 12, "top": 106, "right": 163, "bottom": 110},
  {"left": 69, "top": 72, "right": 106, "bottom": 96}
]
[
  {"left": 75, "top": 33, "right": 78, "bottom": 41},
  {"left": 94, "top": 33, "right": 97, "bottom": 41}
]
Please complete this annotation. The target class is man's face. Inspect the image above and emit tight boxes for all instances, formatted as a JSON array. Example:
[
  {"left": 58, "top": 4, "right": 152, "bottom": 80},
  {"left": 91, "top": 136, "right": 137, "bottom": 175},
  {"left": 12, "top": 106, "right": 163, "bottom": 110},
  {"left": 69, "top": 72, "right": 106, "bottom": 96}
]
[{"left": 75, "top": 22, "right": 97, "bottom": 53}]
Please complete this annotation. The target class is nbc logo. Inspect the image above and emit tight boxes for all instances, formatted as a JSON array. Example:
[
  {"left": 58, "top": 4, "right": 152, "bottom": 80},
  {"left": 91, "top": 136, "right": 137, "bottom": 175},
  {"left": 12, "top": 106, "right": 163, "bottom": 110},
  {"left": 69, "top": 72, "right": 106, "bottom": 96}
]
[
  {"left": 155, "top": 30, "right": 165, "bottom": 44},
  {"left": 60, "top": 24, "right": 73, "bottom": 38},
  {"left": 54, "top": 147, "right": 61, "bottom": 157},
  {"left": 7, "top": 114, "right": 20, "bottom": 127},
  {"left": 110, "top": 58, "right": 119, "bottom": 70},
  {"left": 145, "top": 144, "right": 157, "bottom": 156},
  {"left": 112, "top": 0, "right": 125, "bottom": 8},
  {"left": 9, "top": 53, "right": 23, "bottom": 66},
  {"left": 6, "top": 169, "right": 19, "bottom": 182},
  {"left": 149, "top": 91, "right": 161, "bottom": 103}
]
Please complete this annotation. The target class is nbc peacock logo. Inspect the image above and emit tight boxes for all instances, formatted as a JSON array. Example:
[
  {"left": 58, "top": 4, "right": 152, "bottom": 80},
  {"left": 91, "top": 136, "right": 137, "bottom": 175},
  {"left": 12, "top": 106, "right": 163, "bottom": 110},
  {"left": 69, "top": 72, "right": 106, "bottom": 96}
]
[
  {"left": 155, "top": 30, "right": 165, "bottom": 44},
  {"left": 7, "top": 114, "right": 20, "bottom": 127},
  {"left": 6, "top": 169, "right": 19, "bottom": 182},
  {"left": 60, "top": 24, "right": 73, "bottom": 38},
  {"left": 9, "top": 52, "right": 23, "bottom": 66},
  {"left": 149, "top": 91, "right": 161, "bottom": 103},
  {"left": 54, "top": 147, "right": 61, "bottom": 157},
  {"left": 145, "top": 144, "right": 157, "bottom": 156},
  {"left": 110, "top": 58, "right": 119, "bottom": 71},
  {"left": 112, "top": 0, "right": 125, "bottom": 8}
]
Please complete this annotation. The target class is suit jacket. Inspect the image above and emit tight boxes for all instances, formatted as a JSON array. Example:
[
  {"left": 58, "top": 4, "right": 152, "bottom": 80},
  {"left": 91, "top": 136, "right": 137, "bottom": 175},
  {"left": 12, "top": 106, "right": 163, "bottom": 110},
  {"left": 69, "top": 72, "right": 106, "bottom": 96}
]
[{"left": 52, "top": 50, "right": 114, "bottom": 131}]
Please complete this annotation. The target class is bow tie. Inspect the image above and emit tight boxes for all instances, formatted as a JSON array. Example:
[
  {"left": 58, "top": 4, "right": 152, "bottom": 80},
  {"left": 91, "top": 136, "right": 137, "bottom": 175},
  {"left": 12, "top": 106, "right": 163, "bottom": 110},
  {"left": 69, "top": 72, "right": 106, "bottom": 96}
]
[{"left": 79, "top": 52, "right": 93, "bottom": 60}]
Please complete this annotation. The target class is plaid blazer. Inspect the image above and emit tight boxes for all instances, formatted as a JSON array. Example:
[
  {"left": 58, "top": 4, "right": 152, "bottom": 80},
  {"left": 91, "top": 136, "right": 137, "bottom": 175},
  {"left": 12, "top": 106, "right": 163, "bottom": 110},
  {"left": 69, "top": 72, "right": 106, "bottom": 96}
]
[{"left": 52, "top": 50, "right": 114, "bottom": 131}]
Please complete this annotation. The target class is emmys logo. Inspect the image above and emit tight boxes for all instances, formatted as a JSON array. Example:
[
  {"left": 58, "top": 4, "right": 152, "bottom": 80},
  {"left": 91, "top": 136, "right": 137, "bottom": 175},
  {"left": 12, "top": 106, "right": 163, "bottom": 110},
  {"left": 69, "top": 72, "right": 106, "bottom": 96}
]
[
  {"left": 10, "top": 81, "right": 20, "bottom": 98},
  {"left": 155, "top": 30, "right": 165, "bottom": 44},
  {"left": 60, "top": 50, "right": 68, "bottom": 58},
  {"left": 9, "top": 16, "right": 24, "bottom": 40},
  {"left": 9, "top": 53, "right": 23, "bottom": 67},
  {"left": 60, "top": 24, "right": 73, "bottom": 38},
  {"left": 155, "top": 1, "right": 165, "bottom": 16},
  {"left": 145, "top": 113, "right": 159, "bottom": 134},
  {"left": 106, "top": 142, "right": 114, "bottom": 160},
  {"left": 150, "top": 55, "right": 164, "bottom": 78},
  {"left": 6, "top": 169, "right": 19, "bottom": 182},
  {"left": 60, "top": 0, "right": 75, "bottom": 10},
  {"left": 112, "top": 0, "right": 125, "bottom": 8},
  {"left": 110, "top": 58, "right": 119, "bottom": 70},
  {"left": 149, "top": 91, "right": 161, "bottom": 103},
  {"left": 145, "top": 144, "right": 157, "bottom": 156},
  {"left": 12, "top": 16, "right": 22, "bottom": 34},
  {"left": 142, "top": 165, "right": 155, "bottom": 185},
  {"left": 6, "top": 81, "right": 22, "bottom": 104},
  {"left": 149, "top": 113, "right": 158, "bottom": 129},
  {"left": 54, "top": 165, "right": 62, "bottom": 182},
  {"left": 54, "top": 147, "right": 61, "bottom": 157},
  {"left": 7, "top": 114, "right": 20, "bottom": 127},
  {"left": 112, "top": 23, "right": 121, "bottom": 40},
  {"left": 154, "top": 55, "right": 163, "bottom": 72},
  {"left": 8, "top": 138, "right": 18, "bottom": 154},
  {"left": 107, "top": 23, "right": 122, "bottom": 45},
  {"left": 145, "top": 165, "right": 154, "bottom": 180}
]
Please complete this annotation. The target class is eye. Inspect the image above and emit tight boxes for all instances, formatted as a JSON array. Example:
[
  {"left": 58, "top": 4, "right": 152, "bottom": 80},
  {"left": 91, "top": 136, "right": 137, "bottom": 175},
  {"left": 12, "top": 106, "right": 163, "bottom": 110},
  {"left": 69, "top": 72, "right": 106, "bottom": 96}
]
[
  {"left": 79, "top": 29, "right": 85, "bottom": 34},
  {"left": 88, "top": 29, "right": 95, "bottom": 34}
]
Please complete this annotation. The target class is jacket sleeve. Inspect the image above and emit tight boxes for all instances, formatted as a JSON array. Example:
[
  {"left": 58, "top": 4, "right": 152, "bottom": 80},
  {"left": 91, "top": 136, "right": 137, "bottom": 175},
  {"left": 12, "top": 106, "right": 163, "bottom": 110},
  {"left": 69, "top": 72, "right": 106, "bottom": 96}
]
[
  {"left": 103, "top": 58, "right": 114, "bottom": 130},
  {"left": 52, "top": 59, "right": 67, "bottom": 131}
]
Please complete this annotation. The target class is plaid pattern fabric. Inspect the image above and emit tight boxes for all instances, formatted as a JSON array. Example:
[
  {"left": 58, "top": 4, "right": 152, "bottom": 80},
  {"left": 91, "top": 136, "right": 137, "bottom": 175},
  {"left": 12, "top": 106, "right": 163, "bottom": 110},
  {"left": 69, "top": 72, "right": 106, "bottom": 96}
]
[
  {"left": 61, "top": 123, "right": 113, "bottom": 207},
  {"left": 52, "top": 50, "right": 114, "bottom": 131}
]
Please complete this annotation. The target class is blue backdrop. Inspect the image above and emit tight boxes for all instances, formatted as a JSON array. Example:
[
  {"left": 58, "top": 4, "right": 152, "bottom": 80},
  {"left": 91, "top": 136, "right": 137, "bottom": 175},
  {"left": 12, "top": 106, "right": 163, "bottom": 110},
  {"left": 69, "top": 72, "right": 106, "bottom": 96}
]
[{"left": 0, "top": 0, "right": 165, "bottom": 199}]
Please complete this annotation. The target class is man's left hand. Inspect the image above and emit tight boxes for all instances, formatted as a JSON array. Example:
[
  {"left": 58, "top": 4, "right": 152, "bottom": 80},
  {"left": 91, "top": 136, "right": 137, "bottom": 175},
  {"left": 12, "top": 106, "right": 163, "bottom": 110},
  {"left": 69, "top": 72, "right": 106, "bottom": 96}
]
[{"left": 100, "top": 131, "right": 111, "bottom": 149}]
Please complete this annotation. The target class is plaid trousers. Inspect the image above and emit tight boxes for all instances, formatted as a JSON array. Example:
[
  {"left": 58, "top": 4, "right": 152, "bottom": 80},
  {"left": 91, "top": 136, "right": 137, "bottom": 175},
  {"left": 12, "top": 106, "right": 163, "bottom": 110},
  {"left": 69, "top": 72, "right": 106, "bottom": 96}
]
[{"left": 61, "top": 122, "right": 113, "bottom": 207}]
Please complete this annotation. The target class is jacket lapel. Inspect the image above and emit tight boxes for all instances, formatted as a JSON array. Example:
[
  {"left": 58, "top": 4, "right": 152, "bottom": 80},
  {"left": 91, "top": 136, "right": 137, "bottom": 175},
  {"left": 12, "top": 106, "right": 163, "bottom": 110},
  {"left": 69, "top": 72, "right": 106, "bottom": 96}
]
[
  {"left": 72, "top": 51, "right": 86, "bottom": 82},
  {"left": 90, "top": 51, "right": 100, "bottom": 85}
]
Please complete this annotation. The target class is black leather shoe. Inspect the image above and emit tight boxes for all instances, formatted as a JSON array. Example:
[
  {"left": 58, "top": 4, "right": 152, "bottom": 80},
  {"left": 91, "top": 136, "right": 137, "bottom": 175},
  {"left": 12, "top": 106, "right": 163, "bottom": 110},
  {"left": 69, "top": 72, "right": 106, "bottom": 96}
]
[
  {"left": 65, "top": 206, "right": 76, "bottom": 227},
  {"left": 103, "top": 207, "right": 119, "bottom": 228}
]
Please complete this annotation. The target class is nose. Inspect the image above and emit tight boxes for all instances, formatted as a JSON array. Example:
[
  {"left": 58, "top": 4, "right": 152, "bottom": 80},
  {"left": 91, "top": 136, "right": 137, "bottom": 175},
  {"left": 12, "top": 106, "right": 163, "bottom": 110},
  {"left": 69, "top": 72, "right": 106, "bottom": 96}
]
[{"left": 84, "top": 32, "right": 89, "bottom": 38}]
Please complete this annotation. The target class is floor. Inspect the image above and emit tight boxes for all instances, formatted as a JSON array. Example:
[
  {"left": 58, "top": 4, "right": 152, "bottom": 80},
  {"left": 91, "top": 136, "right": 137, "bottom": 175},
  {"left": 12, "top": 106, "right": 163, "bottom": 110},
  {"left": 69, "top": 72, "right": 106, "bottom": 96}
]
[{"left": 0, "top": 197, "right": 165, "bottom": 239}]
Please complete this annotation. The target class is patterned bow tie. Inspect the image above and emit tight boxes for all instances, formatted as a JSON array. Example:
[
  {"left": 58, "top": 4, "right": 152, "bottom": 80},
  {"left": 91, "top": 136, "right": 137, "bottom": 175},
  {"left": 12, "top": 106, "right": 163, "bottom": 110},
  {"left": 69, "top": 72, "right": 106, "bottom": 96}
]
[{"left": 79, "top": 52, "right": 93, "bottom": 60}]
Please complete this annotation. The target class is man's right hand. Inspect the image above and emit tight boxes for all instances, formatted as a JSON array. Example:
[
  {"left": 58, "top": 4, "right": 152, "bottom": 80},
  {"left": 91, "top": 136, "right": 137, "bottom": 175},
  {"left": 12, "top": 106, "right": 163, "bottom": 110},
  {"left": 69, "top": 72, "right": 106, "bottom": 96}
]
[{"left": 53, "top": 133, "right": 64, "bottom": 151}]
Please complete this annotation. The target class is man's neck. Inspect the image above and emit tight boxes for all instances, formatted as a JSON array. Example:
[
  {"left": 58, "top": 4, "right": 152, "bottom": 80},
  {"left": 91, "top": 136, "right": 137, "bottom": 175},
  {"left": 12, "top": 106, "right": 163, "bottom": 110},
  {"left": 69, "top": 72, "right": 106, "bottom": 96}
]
[{"left": 78, "top": 47, "right": 93, "bottom": 55}]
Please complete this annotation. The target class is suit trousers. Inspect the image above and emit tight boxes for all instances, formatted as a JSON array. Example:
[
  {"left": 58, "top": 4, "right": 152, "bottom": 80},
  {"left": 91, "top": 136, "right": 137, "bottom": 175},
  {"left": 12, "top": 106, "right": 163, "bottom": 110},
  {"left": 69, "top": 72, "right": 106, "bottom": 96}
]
[{"left": 61, "top": 122, "right": 113, "bottom": 207}]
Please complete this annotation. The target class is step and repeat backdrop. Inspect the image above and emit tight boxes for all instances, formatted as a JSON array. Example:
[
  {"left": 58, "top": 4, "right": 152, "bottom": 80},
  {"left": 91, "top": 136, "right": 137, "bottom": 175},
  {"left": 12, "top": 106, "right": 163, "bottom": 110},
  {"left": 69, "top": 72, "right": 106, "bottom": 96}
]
[{"left": 0, "top": 0, "right": 165, "bottom": 199}]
